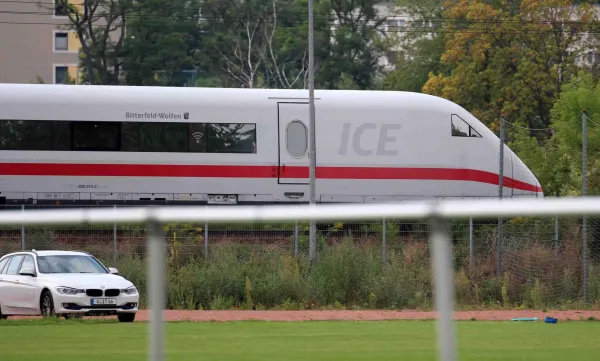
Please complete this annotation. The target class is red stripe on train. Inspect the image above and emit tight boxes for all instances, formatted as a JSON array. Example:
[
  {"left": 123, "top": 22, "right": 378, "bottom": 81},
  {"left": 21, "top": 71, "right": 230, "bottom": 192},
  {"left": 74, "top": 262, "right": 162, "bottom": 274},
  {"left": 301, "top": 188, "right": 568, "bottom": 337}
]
[{"left": 0, "top": 163, "right": 542, "bottom": 193}]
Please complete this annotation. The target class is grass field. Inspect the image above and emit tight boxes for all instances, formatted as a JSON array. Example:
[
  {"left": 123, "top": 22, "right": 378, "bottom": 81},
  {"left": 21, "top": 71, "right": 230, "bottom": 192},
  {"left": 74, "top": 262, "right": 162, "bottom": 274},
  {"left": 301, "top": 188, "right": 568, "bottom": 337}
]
[{"left": 1, "top": 319, "right": 600, "bottom": 361}]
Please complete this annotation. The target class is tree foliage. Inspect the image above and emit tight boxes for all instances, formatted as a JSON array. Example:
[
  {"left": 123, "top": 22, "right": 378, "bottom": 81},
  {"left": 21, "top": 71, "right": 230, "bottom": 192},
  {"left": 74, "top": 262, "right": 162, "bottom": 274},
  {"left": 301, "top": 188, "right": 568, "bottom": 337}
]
[
  {"left": 382, "top": 0, "right": 451, "bottom": 92},
  {"left": 42, "top": 0, "right": 393, "bottom": 89},
  {"left": 508, "top": 72, "right": 600, "bottom": 197},
  {"left": 122, "top": 0, "right": 203, "bottom": 86},
  {"left": 42, "top": 0, "right": 131, "bottom": 85},
  {"left": 423, "top": 0, "right": 598, "bottom": 132}
]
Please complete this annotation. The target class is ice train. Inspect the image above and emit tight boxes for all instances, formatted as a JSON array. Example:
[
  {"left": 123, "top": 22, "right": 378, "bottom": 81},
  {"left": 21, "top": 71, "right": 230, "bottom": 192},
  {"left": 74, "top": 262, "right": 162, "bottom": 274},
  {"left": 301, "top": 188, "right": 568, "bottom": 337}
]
[{"left": 0, "top": 84, "right": 542, "bottom": 205}]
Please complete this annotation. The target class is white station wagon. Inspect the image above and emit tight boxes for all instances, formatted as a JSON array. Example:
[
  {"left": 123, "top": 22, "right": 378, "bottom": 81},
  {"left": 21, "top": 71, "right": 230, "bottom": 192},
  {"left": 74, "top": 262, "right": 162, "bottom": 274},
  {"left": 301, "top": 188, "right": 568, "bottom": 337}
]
[{"left": 0, "top": 250, "right": 139, "bottom": 322}]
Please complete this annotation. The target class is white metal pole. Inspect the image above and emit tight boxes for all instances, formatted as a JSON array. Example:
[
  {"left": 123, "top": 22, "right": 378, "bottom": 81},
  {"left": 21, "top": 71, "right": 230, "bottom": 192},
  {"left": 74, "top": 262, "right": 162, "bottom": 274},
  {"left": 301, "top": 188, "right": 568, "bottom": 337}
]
[
  {"left": 147, "top": 218, "right": 165, "bottom": 361},
  {"left": 582, "top": 110, "right": 589, "bottom": 304},
  {"left": 430, "top": 217, "right": 457, "bottom": 361},
  {"left": 307, "top": 0, "right": 317, "bottom": 267}
]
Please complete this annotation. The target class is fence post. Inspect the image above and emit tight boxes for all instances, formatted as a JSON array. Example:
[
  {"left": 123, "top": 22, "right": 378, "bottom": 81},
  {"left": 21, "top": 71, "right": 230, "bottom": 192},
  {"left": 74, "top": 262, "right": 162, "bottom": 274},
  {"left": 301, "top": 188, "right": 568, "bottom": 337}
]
[
  {"left": 204, "top": 221, "right": 209, "bottom": 259},
  {"left": 382, "top": 218, "right": 387, "bottom": 265},
  {"left": 21, "top": 205, "right": 25, "bottom": 250},
  {"left": 582, "top": 110, "right": 589, "bottom": 304},
  {"left": 498, "top": 116, "right": 505, "bottom": 276},
  {"left": 469, "top": 216, "right": 473, "bottom": 269},
  {"left": 554, "top": 216, "right": 559, "bottom": 253},
  {"left": 294, "top": 221, "right": 299, "bottom": 257},
  {"left": 147, "top": 218, "right": 165, "bottom": 361},
  {"left": 113, "top": 205, "right": 117, "bottom": 265},
  {"left": 429, "top": 216, "right": 457, "bottom": 361}
]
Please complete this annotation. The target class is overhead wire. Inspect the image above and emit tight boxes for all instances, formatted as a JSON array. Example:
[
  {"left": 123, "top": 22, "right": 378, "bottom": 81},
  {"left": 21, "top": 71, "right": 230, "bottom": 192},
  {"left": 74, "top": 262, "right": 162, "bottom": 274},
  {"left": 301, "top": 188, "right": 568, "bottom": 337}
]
[{"left": 1, "top": 1, "right": 600, "bottom": 35}]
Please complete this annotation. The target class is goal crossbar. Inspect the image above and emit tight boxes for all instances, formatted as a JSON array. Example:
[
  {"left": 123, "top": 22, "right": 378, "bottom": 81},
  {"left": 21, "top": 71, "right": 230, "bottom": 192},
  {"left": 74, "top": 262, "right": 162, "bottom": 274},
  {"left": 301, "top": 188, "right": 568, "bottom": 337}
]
[{"left": 2, "top": 196, "right": 600, "bottom": 361}]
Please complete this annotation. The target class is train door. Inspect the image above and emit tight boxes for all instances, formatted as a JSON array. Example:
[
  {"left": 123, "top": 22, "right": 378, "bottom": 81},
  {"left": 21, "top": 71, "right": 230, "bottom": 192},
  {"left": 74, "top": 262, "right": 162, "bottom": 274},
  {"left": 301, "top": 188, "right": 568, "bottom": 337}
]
[{"left": 277, "top": 102, "right": 310, "bottom": 184}]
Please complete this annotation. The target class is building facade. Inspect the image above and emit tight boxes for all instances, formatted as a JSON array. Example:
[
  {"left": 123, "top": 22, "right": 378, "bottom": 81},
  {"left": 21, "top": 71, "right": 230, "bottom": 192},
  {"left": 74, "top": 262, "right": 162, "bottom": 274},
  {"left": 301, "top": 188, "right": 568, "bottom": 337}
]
[{"left": 0, "top": 0, "right": 81, "bottom": 84}]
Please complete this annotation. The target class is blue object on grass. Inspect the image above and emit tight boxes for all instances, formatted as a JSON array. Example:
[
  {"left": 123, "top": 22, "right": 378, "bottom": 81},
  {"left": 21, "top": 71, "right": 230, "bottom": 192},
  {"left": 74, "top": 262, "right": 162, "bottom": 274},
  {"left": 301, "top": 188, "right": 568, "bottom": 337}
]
[
  {"left": 511, "top": 317, "right": 538, "bottom": 321},
  {"left": 544, "top": 317, "right": 558, "bottom": 323}
]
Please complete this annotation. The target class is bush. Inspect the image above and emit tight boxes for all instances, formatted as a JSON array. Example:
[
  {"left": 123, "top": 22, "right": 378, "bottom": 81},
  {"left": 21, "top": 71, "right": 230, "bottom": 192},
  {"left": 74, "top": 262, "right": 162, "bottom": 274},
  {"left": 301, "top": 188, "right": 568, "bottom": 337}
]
[{"left": 110, "top": 238, "right": 600, "bottom": 311}]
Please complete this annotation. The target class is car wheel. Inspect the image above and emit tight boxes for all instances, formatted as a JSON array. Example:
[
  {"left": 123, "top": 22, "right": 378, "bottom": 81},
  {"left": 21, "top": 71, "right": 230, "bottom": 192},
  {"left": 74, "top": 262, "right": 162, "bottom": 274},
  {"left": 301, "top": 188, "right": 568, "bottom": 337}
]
[
  {"left": 118, "top": 313, "right": 135, "bottom": 323},
  {"left": 40, "top": 290, "right": 56, "bottom": 318}
]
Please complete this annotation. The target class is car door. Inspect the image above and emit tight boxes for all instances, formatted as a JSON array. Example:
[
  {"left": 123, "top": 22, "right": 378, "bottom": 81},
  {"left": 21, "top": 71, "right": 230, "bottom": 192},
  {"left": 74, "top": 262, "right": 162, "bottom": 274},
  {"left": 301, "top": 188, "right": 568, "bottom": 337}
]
[
  {"left": 14, "top": 255, "right": 38, "bottom": 314},
  {"left": 0, "top": 256, "right": 11, "bottom": 313},
  {"left": 1, "top": 255, "right": 25, "bottom": 313}
]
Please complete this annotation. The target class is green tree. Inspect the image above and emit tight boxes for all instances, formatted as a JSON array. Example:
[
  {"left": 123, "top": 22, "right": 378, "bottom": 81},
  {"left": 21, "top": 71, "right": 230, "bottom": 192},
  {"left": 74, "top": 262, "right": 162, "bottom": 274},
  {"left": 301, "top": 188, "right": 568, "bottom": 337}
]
[
  {"left": 122, "top": 0, "right": 203, "bottom": 86},
  {"left": 200, "top": 0, "right": 329, "bottom": 89},
  {"left": 423, "top": 0, "right": 598, "bottom": 132},
  {"left": 41, "top": 0, "right": 132, "bottom": 85},
  {"left": 509, "top": 72, "right": 600, "bottom": 197},
  {"left": 382, "top": 0, "right": 451, "bottom": 92},
  {"left": 318, "top": 0, "right": 389, "bottom": 89}
]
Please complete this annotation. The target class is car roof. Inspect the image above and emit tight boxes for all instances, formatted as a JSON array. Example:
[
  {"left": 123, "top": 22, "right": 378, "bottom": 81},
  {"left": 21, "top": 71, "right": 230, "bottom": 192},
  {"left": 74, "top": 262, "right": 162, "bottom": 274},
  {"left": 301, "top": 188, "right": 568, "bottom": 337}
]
[
  {"left": 1, "top": 250, "right": 91, "bottom": 258},
  {"left": 34, "top": 250, "right": 91, "bottom": 257}
]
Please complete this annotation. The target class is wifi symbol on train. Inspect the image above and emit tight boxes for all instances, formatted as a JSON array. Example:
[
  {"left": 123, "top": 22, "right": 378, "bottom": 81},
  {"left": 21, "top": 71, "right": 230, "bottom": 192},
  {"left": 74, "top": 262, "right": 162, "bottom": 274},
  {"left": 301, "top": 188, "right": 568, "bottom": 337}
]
[{"left": 191, "top": 132, "right": 203, "bottom": 144}]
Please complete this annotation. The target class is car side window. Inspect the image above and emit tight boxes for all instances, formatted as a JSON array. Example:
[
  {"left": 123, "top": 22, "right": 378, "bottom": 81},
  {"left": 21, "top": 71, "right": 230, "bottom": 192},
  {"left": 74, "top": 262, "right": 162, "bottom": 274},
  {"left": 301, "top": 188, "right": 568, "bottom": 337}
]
[
  {"left": 0, "top": 257, "right": 9, "bottom": 274},
  {"left": 5, "top": 255, "right": 24, "bottom": 275},
  {"left": 19, "top": 255, "right": 34, "bottom": 274}
]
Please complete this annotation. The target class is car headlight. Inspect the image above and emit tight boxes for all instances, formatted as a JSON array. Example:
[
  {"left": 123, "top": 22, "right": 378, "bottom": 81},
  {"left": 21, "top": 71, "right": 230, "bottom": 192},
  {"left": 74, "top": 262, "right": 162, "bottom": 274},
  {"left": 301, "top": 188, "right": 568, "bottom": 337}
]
[
  {"left": 56, "top": 287, "right": 85, "bottom": 295},
  {"left": 121, "top": 286, "right": 138, "bottom": 295}
]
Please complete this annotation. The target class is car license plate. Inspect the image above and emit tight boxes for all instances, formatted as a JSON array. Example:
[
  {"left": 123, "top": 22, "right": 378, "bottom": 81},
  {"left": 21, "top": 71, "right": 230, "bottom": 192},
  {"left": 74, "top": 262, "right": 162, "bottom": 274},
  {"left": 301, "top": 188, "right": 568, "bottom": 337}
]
[{"left": 91, "top": 298, "right": 117, "bottom": 305}]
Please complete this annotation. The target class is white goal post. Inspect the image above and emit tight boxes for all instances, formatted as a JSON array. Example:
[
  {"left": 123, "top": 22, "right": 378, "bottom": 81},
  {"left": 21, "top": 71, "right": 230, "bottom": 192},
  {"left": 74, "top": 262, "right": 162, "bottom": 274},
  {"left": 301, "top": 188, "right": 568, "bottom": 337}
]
[{"left": 3, "top": 196, "right": 600, "bottom": 361}]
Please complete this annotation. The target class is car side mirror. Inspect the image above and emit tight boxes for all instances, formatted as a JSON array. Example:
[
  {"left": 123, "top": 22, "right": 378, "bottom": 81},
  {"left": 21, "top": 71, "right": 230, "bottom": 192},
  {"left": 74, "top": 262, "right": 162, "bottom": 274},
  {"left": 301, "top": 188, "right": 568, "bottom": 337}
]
[
  {"left": 19, "top": 267, "right": 35, "bottom": 277},
  {"left": 109, "top": 267, "right": 119, "bottom": 275}
]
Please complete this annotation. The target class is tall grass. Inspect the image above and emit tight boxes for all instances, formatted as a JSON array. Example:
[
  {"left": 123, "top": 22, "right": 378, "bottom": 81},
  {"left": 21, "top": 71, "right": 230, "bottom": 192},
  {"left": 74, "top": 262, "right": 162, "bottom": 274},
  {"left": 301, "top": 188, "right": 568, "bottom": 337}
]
[
  {"left": 110, "top": 236, "right": 600, "bottom": 311},
  {"left": 2, "top": 216, "right": 600, "bottom": 310}
]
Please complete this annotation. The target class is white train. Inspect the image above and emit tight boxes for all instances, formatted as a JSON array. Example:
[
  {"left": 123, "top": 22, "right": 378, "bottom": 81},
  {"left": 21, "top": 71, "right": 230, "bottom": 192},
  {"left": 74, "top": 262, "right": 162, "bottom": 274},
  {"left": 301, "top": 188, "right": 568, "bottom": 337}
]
[{"left": 0, "top": 83, "right": 542, "bottom": 206}]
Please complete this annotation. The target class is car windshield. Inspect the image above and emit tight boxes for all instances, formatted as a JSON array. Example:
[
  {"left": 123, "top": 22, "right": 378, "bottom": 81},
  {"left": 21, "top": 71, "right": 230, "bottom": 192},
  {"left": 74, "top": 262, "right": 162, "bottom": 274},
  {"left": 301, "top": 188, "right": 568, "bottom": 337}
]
[{"left": 37, "top": 255, "right": 108, "bottom": 274}]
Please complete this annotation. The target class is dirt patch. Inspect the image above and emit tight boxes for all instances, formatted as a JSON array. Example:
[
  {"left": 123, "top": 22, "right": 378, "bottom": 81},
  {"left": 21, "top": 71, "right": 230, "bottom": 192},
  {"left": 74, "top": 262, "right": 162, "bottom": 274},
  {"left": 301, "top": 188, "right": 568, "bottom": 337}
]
[
  {"left": 132, "top": 309, "right": 600, "bottom": 322},
  {"left": 8, "top": 309, "right": 600, "bottom": 322}
]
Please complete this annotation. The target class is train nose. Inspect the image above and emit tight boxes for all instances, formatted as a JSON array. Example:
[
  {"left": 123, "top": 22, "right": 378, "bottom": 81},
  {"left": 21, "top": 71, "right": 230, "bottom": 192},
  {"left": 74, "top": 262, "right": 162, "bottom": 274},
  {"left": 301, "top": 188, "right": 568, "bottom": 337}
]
[
  {"left": 533, "top": 175, "right": 543, "bottom": 198},
  {"left": 511, "top": 150, "right": 543, "bottom": 197},
  {"left": 527, "top": 167, "right": 543, "bottom": 198}
]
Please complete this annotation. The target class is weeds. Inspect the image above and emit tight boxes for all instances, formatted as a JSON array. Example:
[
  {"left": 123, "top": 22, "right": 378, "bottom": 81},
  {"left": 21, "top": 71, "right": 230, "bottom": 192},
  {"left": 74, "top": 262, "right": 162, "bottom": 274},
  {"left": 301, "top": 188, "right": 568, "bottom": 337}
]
[{"left": 106, "top": 238, "right": 600, "bottom": 311}]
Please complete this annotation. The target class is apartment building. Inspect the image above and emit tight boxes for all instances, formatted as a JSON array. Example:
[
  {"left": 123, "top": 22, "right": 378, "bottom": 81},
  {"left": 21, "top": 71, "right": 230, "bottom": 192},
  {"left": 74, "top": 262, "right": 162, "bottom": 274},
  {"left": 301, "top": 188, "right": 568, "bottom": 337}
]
[{"left": 0, "top": 0, "right": 82, "bottom": 84}]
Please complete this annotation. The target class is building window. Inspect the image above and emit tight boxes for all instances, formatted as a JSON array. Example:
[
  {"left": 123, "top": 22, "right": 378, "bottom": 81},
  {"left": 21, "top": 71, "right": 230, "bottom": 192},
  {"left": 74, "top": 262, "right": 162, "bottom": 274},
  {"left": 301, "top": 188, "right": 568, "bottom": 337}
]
[
  {"left": 55, "top": 32, "right": 68, "bottom": 51},
  {"left": 386, "top": 19, "right": 405, "bottom": 30},
  {"left": 55, "top": 66, "right": 68, "bottom": 84},
  {"left": 588, "top": 51, "right": 597, "bottom": 65},
  {"left": 451, "top": 114, "right": 482, "bottom": 138}
]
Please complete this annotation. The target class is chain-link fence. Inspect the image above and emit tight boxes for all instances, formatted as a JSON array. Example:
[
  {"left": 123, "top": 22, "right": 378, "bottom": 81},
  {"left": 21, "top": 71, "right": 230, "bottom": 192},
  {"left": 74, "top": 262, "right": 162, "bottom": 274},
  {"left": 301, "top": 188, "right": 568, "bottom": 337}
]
[{"left": 0, "top": 204, "right": 598, "bottom": 310}]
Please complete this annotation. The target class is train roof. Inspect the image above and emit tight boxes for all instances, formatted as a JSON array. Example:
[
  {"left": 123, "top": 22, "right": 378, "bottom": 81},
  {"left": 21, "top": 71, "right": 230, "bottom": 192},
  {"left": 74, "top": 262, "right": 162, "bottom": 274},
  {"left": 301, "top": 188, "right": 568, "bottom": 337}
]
[{"left": 0, "top": 83, "right": 464, "bottom": 114}]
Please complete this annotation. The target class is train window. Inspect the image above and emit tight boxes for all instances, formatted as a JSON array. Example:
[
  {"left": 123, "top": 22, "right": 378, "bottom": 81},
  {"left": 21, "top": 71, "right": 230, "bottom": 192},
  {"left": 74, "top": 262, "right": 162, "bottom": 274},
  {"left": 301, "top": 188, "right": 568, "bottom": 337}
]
[
  {"left": 140, "top": 122, "right": 187, "bottom": 152},
  {"left": 121, "top": 122, "right": 141, "bottom": 151},
  {"left": 286, "top": 120, "right": 307, "bottom": 158},
  {"left": 206, "top": 123, "right": 256, "bottom": 153},
  {"left": 0, "top": 120, "right": 51, "bottom": 150},
  {"left": 72, "top": 121, "right": 120, "bottom": 151},
  {"left": 451, "top": 115, "right": 482, "bottom": 138},
  {"left": 51, "top": 121, "right": 71, "bottom": 150},
  {"left": 188, "top": 123, "right": 207, "bottom": 152}
]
